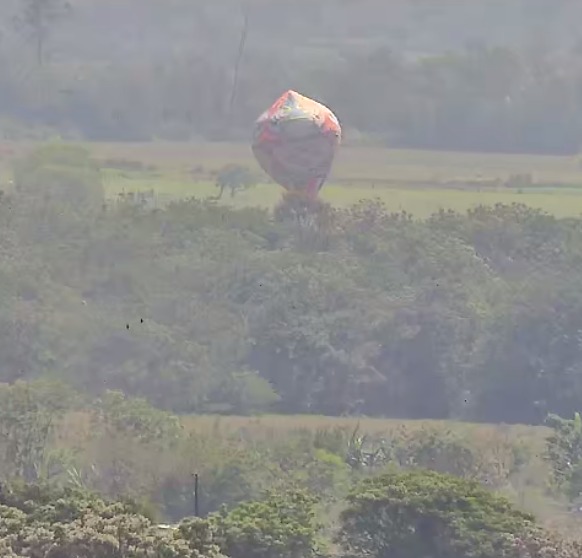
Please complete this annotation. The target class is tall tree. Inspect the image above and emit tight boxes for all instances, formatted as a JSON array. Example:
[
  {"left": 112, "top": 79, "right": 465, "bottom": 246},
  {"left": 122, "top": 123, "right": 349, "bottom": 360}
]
[
  {"left": 336, "top": 469, "right": 551, "bottom": 558},
  {"left": 15, "top": 0, "right": 71, "bottom": 66}
]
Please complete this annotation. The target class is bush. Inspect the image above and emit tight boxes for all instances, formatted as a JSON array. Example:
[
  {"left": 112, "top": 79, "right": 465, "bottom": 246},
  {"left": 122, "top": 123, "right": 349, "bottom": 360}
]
[
  {"left": 0, "top": 379, "right": 76, "bottom": 483},
  {"left": 209, "top": 489, "right": 324, "bottom": 558},
  {"left": 0, "top": 482, "right": 225, "bottom": 558},
  {"left": 13, "top": 143, "right": 105, "bottom": 213},
  {"left": 336, "top": 468, "right": 539, "bottom": 558},
  {"left": 544, "top": 412, "right": 582, "bottom": 501}
]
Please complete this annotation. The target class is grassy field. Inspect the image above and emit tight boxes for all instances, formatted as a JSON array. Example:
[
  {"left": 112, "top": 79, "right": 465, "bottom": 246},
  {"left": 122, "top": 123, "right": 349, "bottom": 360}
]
[
  {"left": 4, "top": 141, "right": 582, "bottom": 217},
  {"left": 102, "top": 175, "right": 582, "bottom": 218},
  {"left": 81, "top": 141, "right": 582, "bottom": 184},
  {"left": 180, "top": 413, "right": 549, "bottom": 444},
  {"left": 93, "top": 142, "right": 582, "bottom": 217}
]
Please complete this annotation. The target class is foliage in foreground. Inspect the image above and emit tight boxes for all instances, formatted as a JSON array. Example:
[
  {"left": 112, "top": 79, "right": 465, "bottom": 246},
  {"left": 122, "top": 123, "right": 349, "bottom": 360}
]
[
  {"left": 0, "top": 483, "right": 320, "bottom": 558},
  {"left": 0, "top": 482, "right": 223, "bottom": 558},
  {"left": 336, "top": 469, "right": 582, "bottom": 558},
  {"left": 1, "top": 470, "right": 581, "bottom": 558},
  {"left": 209, "top": 489, "right": 323, "bottom": 558},
  {"left": 545, "top": 412, "right": 582, "bottom": 503}
]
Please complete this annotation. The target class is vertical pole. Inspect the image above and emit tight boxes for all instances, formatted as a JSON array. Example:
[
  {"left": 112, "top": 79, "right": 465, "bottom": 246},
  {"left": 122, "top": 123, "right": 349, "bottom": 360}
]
[
  {"left": 194, "top": 473, "right": 199, "bottom": 517},
  {"left": 227, "top": 1, "right": 249, "bottom": 122}
]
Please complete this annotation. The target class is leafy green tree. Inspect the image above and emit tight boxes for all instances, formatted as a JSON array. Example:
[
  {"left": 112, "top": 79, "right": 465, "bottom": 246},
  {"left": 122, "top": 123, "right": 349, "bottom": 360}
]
[
  {"left": 544, "top": 412, "right": 582, "bottom": 501},
  {"left": 13, "top": 143, "right": 104, "bottom": 213},
  {"left": 82, "top": 391, "right": 184, "bottom": 503},
  {"left": 0, "top": 379, "right": 75, "bottom": 482},
  {"left": 92, "top": 390, "right": 183, "bottom": 444},
  {"left": 213, "top": 164, "right": 257, "bottom": 200},
  {"left": 14, "top": 0, "right": 72, "bottom": 66},
  {"left": 336, "top": 469, "right": 537, "bottom": 558},
  {"left": 179, "top": 517, "right": 225, "bottom": 558},
  {"left": 0, "top": 481, "right": 225, "bottom": 557},
  {"left": 208, "top": 370, "right": 281, "bottom": 415},
  {"left": 210, "top": 489, "right": 324, "bottom": 558}
]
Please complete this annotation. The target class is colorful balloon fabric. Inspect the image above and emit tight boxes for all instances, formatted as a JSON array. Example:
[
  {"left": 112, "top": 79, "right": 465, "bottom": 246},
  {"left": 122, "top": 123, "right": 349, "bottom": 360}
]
[{"left": 252, "top": 90, "right": 341, "bottom": 197}]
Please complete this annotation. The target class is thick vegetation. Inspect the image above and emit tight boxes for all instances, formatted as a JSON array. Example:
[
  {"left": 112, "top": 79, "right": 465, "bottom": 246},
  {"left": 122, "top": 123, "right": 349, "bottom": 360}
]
[
  {"left": 2, "top": 1, "right": 582, "bottom": 553},
  {"left": 2, "top": 145, "right": 582, "bottom": 552},
  {"left": 1, "top": 470, "right": 580, "bottom": 558},
  {"left": 336, "top": 470, "right": 582, "bottom": 558},
  {"left": 2, "top": 145, "right": 582, "bottom": 424}
]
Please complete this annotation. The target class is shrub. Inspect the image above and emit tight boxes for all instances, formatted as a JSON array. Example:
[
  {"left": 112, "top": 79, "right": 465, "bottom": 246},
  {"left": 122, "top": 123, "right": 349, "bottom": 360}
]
[{"left": 336, "top": 468, "right": 538, "bottom": 558}]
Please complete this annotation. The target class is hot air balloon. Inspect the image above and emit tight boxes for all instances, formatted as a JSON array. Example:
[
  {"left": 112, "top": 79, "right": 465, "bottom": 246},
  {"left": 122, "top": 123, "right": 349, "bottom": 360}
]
[{"left": 252, "top": 90, "right": 341, "bottom": 198}]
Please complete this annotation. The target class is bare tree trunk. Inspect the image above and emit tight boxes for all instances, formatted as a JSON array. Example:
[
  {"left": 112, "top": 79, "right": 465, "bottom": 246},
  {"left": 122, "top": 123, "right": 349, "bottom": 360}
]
[
  {"left": 36, "top": 31, "right": 43, "bottom": 66},
  {"left": 210, "top": 184, "right": 225, "bottom": 201}
]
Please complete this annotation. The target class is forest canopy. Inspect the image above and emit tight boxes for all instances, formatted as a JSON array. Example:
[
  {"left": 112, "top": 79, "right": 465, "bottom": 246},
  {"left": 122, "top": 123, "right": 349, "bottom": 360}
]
[{"left": 1, "top": 144, "right": 582, "bottom": 424}]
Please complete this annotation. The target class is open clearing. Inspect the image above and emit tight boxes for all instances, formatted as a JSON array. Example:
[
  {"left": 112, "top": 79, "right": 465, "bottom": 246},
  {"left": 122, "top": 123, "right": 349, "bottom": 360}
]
[
  {"left": 179, "top": 413, "right": 549, "bottom": 442},
  {"left": 93, "top": 142, "right": 582, "bottom": 217},
  {"left": 102, "top": 174, "right": 582, "bottom": 218},
  {"left": 4, "top": 141, "right": 582, "bottom": 217},
  {"left": 82, "top": 141, "right": 582, "bottom": 184}
]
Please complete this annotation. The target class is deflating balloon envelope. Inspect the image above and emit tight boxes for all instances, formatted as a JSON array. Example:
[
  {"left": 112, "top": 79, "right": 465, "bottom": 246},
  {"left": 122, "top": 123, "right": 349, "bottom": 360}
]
[{"left": 252, "top": 90, "right": 341, "bottom": 197}]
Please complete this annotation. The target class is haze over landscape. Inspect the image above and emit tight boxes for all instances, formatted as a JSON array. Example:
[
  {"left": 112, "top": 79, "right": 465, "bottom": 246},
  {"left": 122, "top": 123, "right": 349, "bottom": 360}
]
[{"left": 2, "top": 2, "right": 582, "bottom": 557}]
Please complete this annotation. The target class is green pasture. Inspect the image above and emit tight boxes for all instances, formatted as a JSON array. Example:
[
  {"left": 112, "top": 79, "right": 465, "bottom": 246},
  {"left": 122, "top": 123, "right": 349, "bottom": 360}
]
[
  {"left": 85, "top": 141, "right": 582, "bottom": 184},
  {"left": 5, "top": 141, "right": 582, "bottom": 217},
  {"left": 103, "top": 171, "right": 582, "bottom": 218},
  {"left": 91, "top": 141, "right": 582, "bottom": 217}
]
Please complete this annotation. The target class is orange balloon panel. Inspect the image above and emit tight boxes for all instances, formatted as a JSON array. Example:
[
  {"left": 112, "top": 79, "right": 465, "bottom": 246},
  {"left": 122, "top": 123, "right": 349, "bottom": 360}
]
[{"left": 252, "top": 90, "right": 341, "bottom": 196}]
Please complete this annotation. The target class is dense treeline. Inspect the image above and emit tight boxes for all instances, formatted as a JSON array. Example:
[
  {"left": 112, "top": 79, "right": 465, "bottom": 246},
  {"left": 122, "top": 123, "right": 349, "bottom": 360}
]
[
  {"left": 2, "top": 144, "right": 582, "bottom": 424},
  {"left": 2, "top": 1, "right": 582, "bottom": 153}
]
